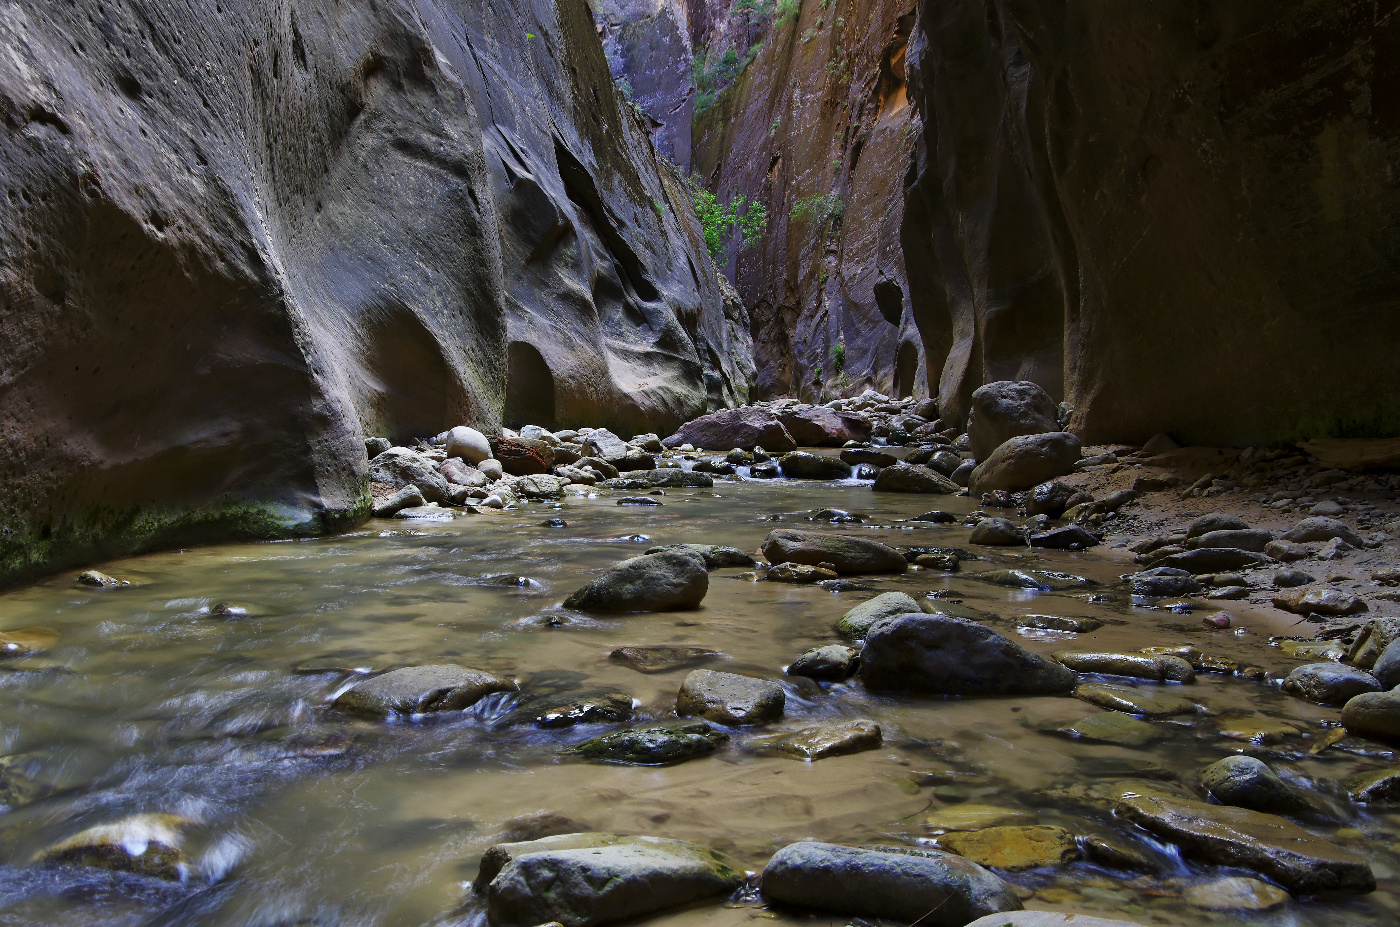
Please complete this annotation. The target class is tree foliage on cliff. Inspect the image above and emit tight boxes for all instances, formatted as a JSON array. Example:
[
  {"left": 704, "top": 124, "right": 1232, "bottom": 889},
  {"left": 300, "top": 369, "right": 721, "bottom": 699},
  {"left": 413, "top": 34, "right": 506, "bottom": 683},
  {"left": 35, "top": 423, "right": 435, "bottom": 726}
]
[{"left": 690, "top": 179, "right": 768, "bottom": 260}]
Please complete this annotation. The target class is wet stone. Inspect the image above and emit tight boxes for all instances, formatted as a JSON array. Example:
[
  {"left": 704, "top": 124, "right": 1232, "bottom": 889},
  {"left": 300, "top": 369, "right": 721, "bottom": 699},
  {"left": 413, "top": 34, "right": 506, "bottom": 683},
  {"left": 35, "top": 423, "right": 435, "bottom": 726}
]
[
  {"left": 644, "top": 544, "right": 755, "bottom": 569},
  {"left": 332, "top": 665, "right": 517, "bottom": 719},
  {"left": 766, "top": 562, "right": 836, "bottom": 583},
  {"left": 1114, "top": 793, "right": 1374, "bottom": 894},
  {"left": 938, "top": 824, "right": 1080, "bottom": 871},
  {"left": 1054, "top": 651, "right": 1195, "bottom": 684},
  {"left": 835, "top": 591, "right": 922, "bottom": 640},
  {"left": 1273, "top": 588, "right": 1368, "bottom": 616},
  {"left": 1016, "top": 615, "right": 1102, "bottom": 633},
  {"left": 563, "top": 549, "right": 708, "bottom": 613},
  {"left": 676, "top": 669, "right": 784, "bottom": 726},
  {"left": 616, "top": 496, "right": 661, "bottom": 505},
  {"left": 1054, "top": 712, "right": 1165, "bottom": 747},
  {"left": 975, "top": 569, "right": 1093, "bottom": 591},
  {"left": 1198, "top": 755, "right": 1308, "bottom": 815},
  {"left": 38, "top": 813, "right": 194, "bottom": 881},
  {"left": 609, "top": 646, "right": 722, "bottom": 674},
  {"left": 0, "top": 626, "right": 58, "bottom": 656},
  {"left": 569, "top": 721, "right": 728, "bottom": 766},
  {"left": 968, "top": 517, "right": 1024, "bottom": 546},
  {"left": 1344, "top": 767, "right": 1400, "bottom": 804},
  {"left": 1281, "top": 663, "right": 1381, "bottom": 705},
  {"left": 1341, "top": 690, "right": 1400, "bottom": 741},
  {"left": 861, "top": 613, "right": 1077, "bottom": 696},
  {"left": 764, "top": 720, "right": 882, "bottom": 760},
  {"left": 911, "top": 509, "right": 957, "bottom": 523},
  {"left": 512, "top": 691, "right": 634, "bottom": 729},
  {"left": 1183, "top": 876, "right": 1290, "bottom": 911},
  {"left": 759, "top": 842, "right": 1022, "bottom": 925},
  {"left": 1214, "top": 713, "right": 1304, "bottom": 744},
  {"left": 761, "top": 529, "right": 907, "bottom": 574},
  {"left": 786, "top": 644, "right": 860, "bottom": 681},
  {"left": 77, "top": 569, "right": 129, "bottom": 587},
  {"left": 1073, "top": 684, "right": 1200, "bottom": 719}
]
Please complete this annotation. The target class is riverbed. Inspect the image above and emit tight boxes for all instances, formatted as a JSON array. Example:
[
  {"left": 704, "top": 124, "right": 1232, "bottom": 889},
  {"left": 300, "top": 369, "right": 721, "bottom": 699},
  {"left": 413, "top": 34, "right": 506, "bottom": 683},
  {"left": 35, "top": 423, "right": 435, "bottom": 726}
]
[{"left": 0, "top": 471, "right": 1396, "bottom": 926}]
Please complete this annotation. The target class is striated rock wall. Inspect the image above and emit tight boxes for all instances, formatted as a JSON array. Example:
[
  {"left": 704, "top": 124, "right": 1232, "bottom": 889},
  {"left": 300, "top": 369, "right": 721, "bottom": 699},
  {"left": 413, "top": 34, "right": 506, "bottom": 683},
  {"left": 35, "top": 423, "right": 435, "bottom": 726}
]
[
  {"left": 0, "top": 0, "right": 747, "bottom": 586},
  {"left": 692, "top": 0, "right": 926, "bottom": 402},
  {"left": 905, "top": 0, "right": 1400, "bottom": 446}
]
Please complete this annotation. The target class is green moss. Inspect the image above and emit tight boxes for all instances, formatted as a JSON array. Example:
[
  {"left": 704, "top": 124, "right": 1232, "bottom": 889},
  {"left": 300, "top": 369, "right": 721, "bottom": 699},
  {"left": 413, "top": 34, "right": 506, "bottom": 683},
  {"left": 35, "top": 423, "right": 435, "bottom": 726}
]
[{"left": 0, "top": 489, "right": 370, "bottom": 591}]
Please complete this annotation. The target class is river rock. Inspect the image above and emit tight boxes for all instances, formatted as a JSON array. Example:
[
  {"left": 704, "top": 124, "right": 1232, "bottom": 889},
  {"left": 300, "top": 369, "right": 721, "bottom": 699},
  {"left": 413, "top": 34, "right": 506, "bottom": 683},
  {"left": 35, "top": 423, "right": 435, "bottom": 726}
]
[
  {"left": 1028, "top": 525, "right": 1100, "bottom": 550},
  {"left": 1342, "top": 690, "right": 1400, "bottom": 741},
  {"left": 372, "top": 484, "right": 427, "bottom": 517},
  {"left": 441, "top": 458, "right": 491, "bottom": 488},
  {"left": 676, "top": 670, "right": 784, "bottom": 726},
  {"left": 1156, "top": 548, "right": 1268, "bottom": 573},
  {"left": 872, "top": 462, "right": 961, "bottom": 493},
  {"left": 1183, "top": 876, "right": 1290, "bottom": 911},
  {"left": 77, "top": 569, "right": 129, "bottom": 587},
  {"left": 1198, "top": 756, "right": 1309, "bottom": 815},
  {"left": 370, "top": 448, "right": 451, "bottom": 502},
  {"left": 563, "top": 550, "right": 708, "bottom": 613},
  {"left": 1344, "top": 768, "right": 1400, "bottom": 804},
  {"left": 442, "top": 426, "right": 492, "bottom": 465},
  {"left": 786, "top": 644, "right": 860, "bottom": 681},
  {"left": 778, "top": 452, "right": 853, "bottom": 480},
  {"left": 609, "top": 646, "right": 722, "bottom": 674},
  {"left": 642, "top": 469, "right": 713, "bottom": 488},
  {"left": 1187, "top": 529, "right": 1273, "bottom": 552},
  {"left": 1283, "top": 516, "right": 1368, "bottom": 548},
  {"left": 517, "top": 691, "right": 635, "bottom": 729},
  {"left": 967, "top": 381, "right": 1060, "bottom": 461},
  {"left": 571, "top": 721, "right": 729, "bottom": 765},
  {"left": 860, "top": 613, "right": 1078, "bottom": 696},
  {"left": 644, "top": 544, "right": 754, "bottom": 569},
  {"left": 836, "top": 591, "right": 924, "bottom": 639},
  {"left": 840, "top": 448, "right": 898, "bottom": 467},
  {"left": 1372, "top": 640, "right": 1400, "bottom": 688},
  {"left": 969, "top": 432, "right": 1082, "bottom": 494},
  {"left": 1273, "top": 568, "right": 1314, "bottom": 588},
  {"left": 1347, "top": 617, "right": 1400, "bottom": 669},
  {"left": 968, "top": 518, "right": 1024, "bottom": 546},
  {"left": 1281, "top": 663, "right": 1381, "bottom": 705},
  {"left": 761, "top": 530, "right": 906, "bottom": 574},
  {"left": 1024, "top": 480, "right": 1077, "bottom": 517},
  {"left": 333, "top": 665, "right": 517, "bottom": 719},
  {"left": 1272, "top": 588, "right": 1368, "bottom": 616},
  {"left": 1055, "top": 652, "right": 1194, "bottom": 683},
  {"left": 493, "top": 438, "right": 553, "bottom": 476},
  {"left": 37, "top": 813, "right": 194, "bottom": 881},
  {"left": 1125, "top": 566, "right": 1202, "bottom": 597},
  {"left": 1017, "top": 615, "right": 1103, "bottom": 633},
  {"left": 482, "top": 833, "right": 744, "bottom": 927},
  {"left": 1114, "top": 794, "right": 1374, "bottom": 894},
  {"left": 0, "top": 627, "right": 59, "bottom": 656},
  {"left": 927, "top": 449, "right": 966, "bottom": 476},
  {"left": 965, "top": 916, "right": 1146, "bottom": 927},
  {"left": 766, "top": 562, "right": 836, "bottom": 583},
  {"left": 1074, "top": 684, "right": 1199, "bottom": 719},
  {"left": 1056, "top": 712, "right": 1163, "bottom": 746},
  {"left": 1188, "top": 513, "right": 1251, "bottom": 537},
  {"left": 1266, "top": 539, "right": 1315, "bottom": 561},
  {"left": 663, "top": 409, "right": 797, "bottom": 452},
  {"left": 768, "top": 720, "right": 882, "bottom": 759},
  {"left": 778, "top": 407, "right": 871, "bottom": 446},
  {"left": 938, "top": 824, "right": 1079, "bottom": 871},
  {"left": 580, "top": 428, "right": 629, "bottom": 460},
  {"left": 760, "top": 842, "right": 1022, "bottom": 924}
]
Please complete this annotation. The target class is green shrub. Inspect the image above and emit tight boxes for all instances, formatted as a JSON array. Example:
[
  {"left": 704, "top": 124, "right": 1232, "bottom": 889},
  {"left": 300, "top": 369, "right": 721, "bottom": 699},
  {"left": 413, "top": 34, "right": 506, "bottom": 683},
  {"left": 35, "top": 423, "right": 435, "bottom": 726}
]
[
  {"left": 829, "top": 343, "right": 846, "bottom": 375},
  {"left": 690, "top": 177, "right": 770, "bottom": 259},
  {"left": 791, "top": 192, "right": 845, "bottom": 224}
]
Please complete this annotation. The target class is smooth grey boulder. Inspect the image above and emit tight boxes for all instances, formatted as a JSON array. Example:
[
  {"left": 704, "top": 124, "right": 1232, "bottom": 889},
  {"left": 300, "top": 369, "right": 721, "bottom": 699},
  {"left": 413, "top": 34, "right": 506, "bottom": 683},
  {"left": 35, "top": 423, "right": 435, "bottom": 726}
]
[
  {"left": 1342, "top": 690, "right": 1400, "bottom": 741},
  {"left": 969, "top": 432, "right": 1082, "bottom": 494},
  {"left": 1188, "top": 513, "right": 1250, "bottom": 537},
  {"left": 663, "top": 409, "right": 797, "bottom": 451},
  {"left": 1029, "top": 524, "right": 1100, "bottom": 550},
  {"left": 1156, "top": 548, "right": 1268, "bottom": 573},
  {"left": 1187, "top": 529, "right": 1273, "bottom": 552},
  {"left": 370, "top": 448, "right": 452, "bottom": 502},
  {"left": 1372, "top": 639, "right": 1400, "bottom": 689},
  {"left": 872, "top": 462, "right": 961, "bottom": 493},
  {"left": 442, "top": 426, "right": 492, "bottom": 465},
  {"left": 644, "top": 544, "right": 755, "bottom": 569},
  {"left": 968, "top": 517, "right": 1024, "bottom": 546},
  {"left": 563, "top": 550, "right": 708, "bottom": 612},
  {"left": 967, "top": 380, "right": 1060, "bottom": 461},
  {"left": 1282, "top": 663, "right": 1381, "bottom": 705},
  {"left": 786, "top": 644, "right": 860, "bottom": 681},
  {"left": 676, "top": 670, "right": 785, "bottom": 726},
  {"left": 760, "top": 842, "right": 1022, "bottom": 925},
  {"left": 1199, "top": 756, "right": 1309, "bottom": 815},
  {"left": 836, "top": 591, "right": 924, "bottom": 640},
  {"left": 761, "top": 529, "right": 907, "bottom": 574},
  {"left": 643, "top": 469, "right": 714, "bottom": 488},
  {"left": 1283, "top": 517, "right": 1368, "bottom": 547},
  {"left": 1126, "top": 566, "right": 1203, "bottom": 597},
  {"left": 860, "top": 613, "right": 1078, "bottom": 696},
  {"left": 778, "top": 452, "right": 853, "bottom": 480},
  {"left": 440, "top": 458, "right": 491, "bottom": 488},
  {"left": 333, "top": 665, "right": 517, "bottom": 719},
  {"left": 482, "top": 834, "right": 744, "bottom": 927}
]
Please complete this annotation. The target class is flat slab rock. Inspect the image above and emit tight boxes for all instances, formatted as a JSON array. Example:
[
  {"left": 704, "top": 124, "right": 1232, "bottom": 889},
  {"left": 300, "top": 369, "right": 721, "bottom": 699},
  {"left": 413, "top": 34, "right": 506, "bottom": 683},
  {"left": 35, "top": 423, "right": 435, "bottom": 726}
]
[
  {"left": 570, "top": 721, "right": 728, "bottom": 766},
  {"left": 760, "top": 842, "right": 1022, "bottom": 925},
  {"left": 1114, "top": 794, "right": 1375, "bottom": 894},
  {"left": 481, "top": 833, "right": 744, "bottom": 927},
  {"left": 938, "top": 824, "right": 1079, "bottom": 871},
  {"left": 860, "top": 613, "right": 1077, "bottom": 696},
  {"left": 333, "top": 665, "right": 517, "bottom": 719},
  {"left": 609, "top": 646, "right": 723, "bottom": 674},
  {"left": 761, "top": 529, "right": 907, "bottom": 574},
  {"left": 763, "top": 720, "right": 882, "bottom": 760}
]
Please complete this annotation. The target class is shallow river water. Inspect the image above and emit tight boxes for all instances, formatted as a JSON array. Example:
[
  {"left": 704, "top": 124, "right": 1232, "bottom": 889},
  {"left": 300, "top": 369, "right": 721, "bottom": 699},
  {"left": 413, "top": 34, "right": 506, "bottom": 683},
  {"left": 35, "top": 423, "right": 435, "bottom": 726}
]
[{"left": 0, "top": 468, "right": 1397, "bottom": 927}]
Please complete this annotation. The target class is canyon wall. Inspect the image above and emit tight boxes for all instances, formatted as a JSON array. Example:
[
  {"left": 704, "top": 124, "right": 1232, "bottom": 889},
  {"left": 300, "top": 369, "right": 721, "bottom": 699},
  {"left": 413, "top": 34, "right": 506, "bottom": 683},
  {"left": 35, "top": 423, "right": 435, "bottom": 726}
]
[
  {"left": 0, "top": 0, "right": 746, "bottom": 586},
  {"left": 905, "top": 0, "right": 1400, "bottom": 446}
]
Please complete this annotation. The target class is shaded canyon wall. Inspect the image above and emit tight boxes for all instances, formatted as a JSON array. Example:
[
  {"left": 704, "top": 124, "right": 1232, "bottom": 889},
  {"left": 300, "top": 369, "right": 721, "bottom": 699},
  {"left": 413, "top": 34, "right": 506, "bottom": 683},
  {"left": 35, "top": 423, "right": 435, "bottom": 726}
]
[{"left": 0, "top": 0, "right": 747, "bottom": 586}]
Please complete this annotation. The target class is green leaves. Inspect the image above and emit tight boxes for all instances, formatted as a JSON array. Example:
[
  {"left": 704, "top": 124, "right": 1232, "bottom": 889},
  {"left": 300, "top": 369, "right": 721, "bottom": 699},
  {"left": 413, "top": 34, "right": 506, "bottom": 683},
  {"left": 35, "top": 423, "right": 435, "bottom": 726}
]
[{"left": 690, "top": 179, "right": 769, "bottom": 260}]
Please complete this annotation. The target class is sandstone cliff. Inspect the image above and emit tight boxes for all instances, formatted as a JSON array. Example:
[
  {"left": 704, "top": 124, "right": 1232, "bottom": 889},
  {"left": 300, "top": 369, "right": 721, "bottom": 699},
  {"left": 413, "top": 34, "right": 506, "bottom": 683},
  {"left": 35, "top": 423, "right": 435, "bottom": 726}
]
[
  {"left": 905, "top": 0, "right": 1400, "bottom": 445},
  {"left": 0, "top": 0, "right": 747, "bottom": 586}
]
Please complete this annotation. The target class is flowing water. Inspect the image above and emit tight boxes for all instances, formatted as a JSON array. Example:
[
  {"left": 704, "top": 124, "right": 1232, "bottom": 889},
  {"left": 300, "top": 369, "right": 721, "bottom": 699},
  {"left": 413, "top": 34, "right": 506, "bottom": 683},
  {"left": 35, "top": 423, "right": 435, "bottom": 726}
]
[{"left": 0, "top": 468, "right": 1397, "bottom": 926}]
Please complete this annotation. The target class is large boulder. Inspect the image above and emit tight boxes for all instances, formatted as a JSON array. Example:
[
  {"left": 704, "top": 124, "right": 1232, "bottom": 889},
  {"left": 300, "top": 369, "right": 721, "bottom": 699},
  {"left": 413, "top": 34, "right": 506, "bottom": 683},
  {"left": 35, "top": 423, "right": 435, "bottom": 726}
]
[
  {"left": 333, "top": 665, "right": 517, "bottom": 719},
  {"left": 1341, "top": 690, "right": 1400, "bottom": 741},
  {"left": 777, "top": 406, "right": 871, "bottom": 446},
  {"left": 1282, "top": 517, "right": 1368, "bottom": 548},
  {"left": 1198, "top": 756, "right": 1309, "bottom": 815},
  {"left": 1114, "top": 794, "right": 1374, "bottom": 894},
  {"left": 481, "top": 834, "right": 744, "bottom": 927},
  {"left": 835, "top": 591, "right": 924, "bottom": 640},
  {"left": 1281, "top": 663, "right": 1381, "bottom": 705},
  {"left": 761, "top": 530, "right": 907, "bottom": 574},
  {"left": 370, "top": 448, "right": 452, "bottom": 502},
  {"left": 441, "top": 426, "right": 492, "bottom": 465},
  {"left": 966, "top": 381, "right": 1060, "bottom": 461},
  {"left": 778, "top": 452, "right": 853, "bottom": 480},
  {"left": 563, "top": 550, "right": 709, "bottom": 613},
  {"left": 860, "top": 613, "right": 1078, "bottom": 696},
  {"left": 492, "top": 438, "right": 554, "bottom": 476},
  {"left": 968, "top": 432, "right": 1081, "bottom": 495},
  {"left": 676, "top": 670, "right": 785, "bottom": 726},
  {"left": 872, "top": 462, "right": 961, "bottom": 493},
  {"left": 663, "top": 409, "right": 797, "bottom": 451},
  {"left": 760, "top": 842, "right": 1022, "bottom": 925}
]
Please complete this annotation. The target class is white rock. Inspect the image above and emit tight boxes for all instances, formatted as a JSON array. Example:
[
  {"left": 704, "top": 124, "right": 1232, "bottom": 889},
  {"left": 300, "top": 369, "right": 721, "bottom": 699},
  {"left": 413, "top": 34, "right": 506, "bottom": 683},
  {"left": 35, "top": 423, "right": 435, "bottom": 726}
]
[{"left": 442, "top": 426, "right": 491, "bottom": 465}]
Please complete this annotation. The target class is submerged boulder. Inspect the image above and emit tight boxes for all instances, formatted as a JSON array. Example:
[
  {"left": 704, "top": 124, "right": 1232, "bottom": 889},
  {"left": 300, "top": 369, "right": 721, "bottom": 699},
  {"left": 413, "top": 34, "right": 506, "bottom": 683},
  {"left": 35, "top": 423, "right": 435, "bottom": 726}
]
[
  {"left": 333, "top": 665, "right": 517, "bottom": 719},
  {"left": 571, "top": 721, "right": 729, "bottom": 765},
  {"left": 761, "top": 530, "right": 906, "bottom": 574},
  {"left": 835, "top": 591, "right": 925, "bottom": 640},
  {"left": 872, "top": 462, "right": 961, "bottom": 494},
  {"left": 38, "top": 813, "right": 194, "bottom": 881},
  {"left": 676, "top": 670, "right": 785, "bottom": 726}
]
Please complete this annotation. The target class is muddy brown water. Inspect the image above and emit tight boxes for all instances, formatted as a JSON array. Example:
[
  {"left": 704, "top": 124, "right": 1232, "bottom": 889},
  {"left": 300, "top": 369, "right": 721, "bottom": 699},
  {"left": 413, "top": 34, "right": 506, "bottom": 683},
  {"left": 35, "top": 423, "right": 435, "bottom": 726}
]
[{"left": 0, "top": 469, "right": 1397, "bottom": 926}]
